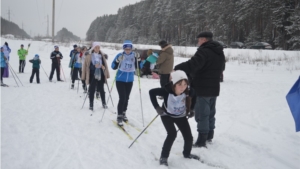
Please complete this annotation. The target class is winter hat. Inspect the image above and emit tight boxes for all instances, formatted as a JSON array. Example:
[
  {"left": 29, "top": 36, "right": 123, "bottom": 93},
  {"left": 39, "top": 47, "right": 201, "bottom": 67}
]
[
  {"left": 171, "top": 70, "right": 188, "bottom": 85},
  {"left": 159, "top": 40, "right": 168, "bottom": 48},
  {"left": 4, "top": 42, "right": 8, "bottom": 46},
  {"left": 21, "top": 44, "right": 24, "bottom": 47},
  {"left": 34, "top": 54, "right": 39, "bottom": 60},
  {"left": 123, "top": 40, "right": 133, "bottom": 49},
  {"left": 91, "top": 42, "right": 101, "bottom": 51},
  {"left": 54, "top": 45, "right": 59, "bottom": 49},
  {"left": 197, "top": 31, "right": 213, "bottom": 38},
  {"left": 0, "top": 46, "right": 3, "bottom": 50},
  {"left": 73, "top": 44, "right": 77, "bottom": 48}
]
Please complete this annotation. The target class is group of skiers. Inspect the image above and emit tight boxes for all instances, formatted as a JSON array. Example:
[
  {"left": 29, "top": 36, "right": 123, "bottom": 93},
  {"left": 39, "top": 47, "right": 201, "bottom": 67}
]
[{"left": 1, "top": 31, "right": 225, "bottom": 166}]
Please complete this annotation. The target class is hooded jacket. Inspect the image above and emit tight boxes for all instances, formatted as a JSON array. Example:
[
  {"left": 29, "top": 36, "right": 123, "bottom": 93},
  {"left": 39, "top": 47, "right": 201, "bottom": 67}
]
[
  {"left": 174, "top": 41, "right": 225, "bottom": 97},
  {"left": 156, "top": 45, "right": 174, "bottom": 74}
]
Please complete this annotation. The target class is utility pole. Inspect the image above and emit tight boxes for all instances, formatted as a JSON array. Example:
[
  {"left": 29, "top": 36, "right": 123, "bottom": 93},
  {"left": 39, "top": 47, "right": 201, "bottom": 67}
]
[
  {"left": 47, "top": 15, "right": 49, "bottom": 37},
  {"left": 52, "top": 0, "right": 55, "bottom": 43}
]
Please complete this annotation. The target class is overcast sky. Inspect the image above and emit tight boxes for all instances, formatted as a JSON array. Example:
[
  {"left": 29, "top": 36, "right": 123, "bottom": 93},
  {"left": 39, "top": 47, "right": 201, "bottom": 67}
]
[{"left": 1, "top": 0, "right": 141, "bottom": 39}]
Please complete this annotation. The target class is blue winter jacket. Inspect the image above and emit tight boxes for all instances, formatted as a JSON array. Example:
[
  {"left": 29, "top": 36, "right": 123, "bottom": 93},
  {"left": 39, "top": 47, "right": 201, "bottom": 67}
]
[
  {"left": 111, "top": 52, "right": 139, "bottom": 83},
  {"left": 0, "top": 52, "right": 7, "bottom": 68}
]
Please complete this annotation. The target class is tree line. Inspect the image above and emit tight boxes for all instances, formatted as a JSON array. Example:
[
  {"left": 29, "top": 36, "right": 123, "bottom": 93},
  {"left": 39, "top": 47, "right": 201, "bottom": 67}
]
[{"left": 86, "top": 0, "right": 300, "bottom": 50}]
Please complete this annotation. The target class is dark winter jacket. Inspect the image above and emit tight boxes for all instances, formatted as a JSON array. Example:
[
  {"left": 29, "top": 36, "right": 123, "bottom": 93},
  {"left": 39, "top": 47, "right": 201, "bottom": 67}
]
[
  {"left": 50, "top": 51, "right": 63, "bottom": 65},
  {"left": 29, "top": 59, "right": 41, "bottom": 69},
  {"left": 174, "top": 41, "right": 225, "bottom": 97},
  {"left": 149, "top": 82, "right": 195, "bottom": 118},
  {"left": 156, "top": 45, "right": 174, "bottom": 74}
]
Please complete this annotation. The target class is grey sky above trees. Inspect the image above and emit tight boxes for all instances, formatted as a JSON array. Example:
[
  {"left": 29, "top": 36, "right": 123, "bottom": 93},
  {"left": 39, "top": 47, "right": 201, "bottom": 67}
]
[{"left": 1, "top": 0, "right": 141, "bottom": 39}]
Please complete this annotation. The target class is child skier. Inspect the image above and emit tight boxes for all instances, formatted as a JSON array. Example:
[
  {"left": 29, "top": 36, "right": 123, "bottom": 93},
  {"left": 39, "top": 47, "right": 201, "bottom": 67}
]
[
  {"left": 149, "top": 70, "right": 199, "bottom": 166},
  {"left": 82, "top": 42, "right": 110, "bottom": 110},
  {"left": 71, "top": 46, "right": 82, "bottom": 89},
  {"left": 111, "top": 40, "right": 140, "bottom": 126},
  {"left": 1, "top": 46, "right": 8, "bottom": 86},
  {"left": 29, "top": 54, "right": 41, "bottom": 84}
]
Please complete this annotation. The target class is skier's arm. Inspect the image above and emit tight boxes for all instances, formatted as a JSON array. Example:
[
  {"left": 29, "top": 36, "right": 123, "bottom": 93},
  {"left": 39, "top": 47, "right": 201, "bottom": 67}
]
[
  {"left": 17, "top": 50, "right": 22, "bottom": 58},
  {"left": 149, "top": 88, "right": 167, "bottom": 109},
  {"left": 111, "top": 53, "right": 122, "bottom": 70},
  {"left": 50, "top": 52, "right": 55, "bottom": 59},
  {"left": 174, "top": 51, "right": 206, "bottom": 75},
  {"left": 29, "top": 59, "right": 33, "bottom": 63},
  {"left": 60, "top": 52, "right": 63, "bottom": 59}
]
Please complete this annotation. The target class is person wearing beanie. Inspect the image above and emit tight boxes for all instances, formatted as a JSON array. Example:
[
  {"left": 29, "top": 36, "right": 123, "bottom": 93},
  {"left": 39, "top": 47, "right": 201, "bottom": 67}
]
[
  {"left": 29, "top": 54, "right": 41, "bottom": 84},
  {"left": 174, "top": 31, "right": 225, "bottom": 148},
  {"left": 70, "top": 44, "right": 77, "bottom": 57},
  {"left": 156, "top": 40, "right": 174, "bottom": 98},
  {"left": 49, "top": 45, "right": 63, "bottom": 82},
  {"left": 149, "top": 70, "right": 199, "bottom": 166},
  {"left": 82, "top": 42, "right": 110, "bottom": 110},
  {"left": 0, "top": 47, "right": 8, "bottom": 86},
  {"left": 111, "top": 40, "right": 140, "bottom": 126},
  {"left": 2, "top": 42, "right": 11, "bottom": 78},
  {"left": 18, "top": 44, "right": 28, "bottom": 73}
]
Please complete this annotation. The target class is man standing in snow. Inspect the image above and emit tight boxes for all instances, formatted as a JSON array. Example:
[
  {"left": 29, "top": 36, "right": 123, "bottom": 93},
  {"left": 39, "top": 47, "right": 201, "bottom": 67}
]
[
  {"left": 49, "top": 46, "right": 63, "bottom": 82},
  {"left": 18, "top": 44, "right": 28, "bottom": 73},
  {"left": 174, "top": 31, "right": 225, "bottom": 148},
  {"left": 156, "top": 40, "right": 174, "bottom": 89}
]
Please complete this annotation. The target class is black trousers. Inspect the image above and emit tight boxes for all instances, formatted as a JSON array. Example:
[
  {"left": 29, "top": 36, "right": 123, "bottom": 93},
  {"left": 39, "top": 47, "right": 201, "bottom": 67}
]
[
  {"left": 160, "top": 116, "right": 193, "bottom": 158},
  {"left": 89, "top": 72, "right": 106, "bottom": 106},
  {"left": 19, "top": 60, "right": 26, "bottom": 73},
  {"left": 1, "top": 67, "right": 5, "bottom": 82},
  {"left": 116, "top": 81, "right": 133, "bottom": 115},
  {"left": 160, "top": 74, "right": 170, "bottom": 87},
  {"left": 49, "top": 64, "right": 61, "bottom": 80},
  {"left": 72, "top": 67, "right": 82, "bottom": 84},
  {"left": 30, "top": 68, "right": 40, "bottom": 83}
]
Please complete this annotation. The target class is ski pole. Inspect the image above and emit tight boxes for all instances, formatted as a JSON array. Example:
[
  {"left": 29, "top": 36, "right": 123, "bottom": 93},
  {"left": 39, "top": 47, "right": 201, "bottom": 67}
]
[
  {"left": 7, "top": 63, "right": 19, "bottom": 87},
  {"left": 81, "top": 86, "right": 89, "bottom": 109},
  {"left": 8, "top": 62, "right": 23, "bottom": 86},
  {"left": 77, "top": 76, "right": 80, "bottom": 93},
  {"left": 40, "top": 64, "right": 49, "bottom": 78},
  {"left": 101, "top": 59, "right": 123, "bottom": 122},
  {"left": 128, "top": 115, "right": 159, "bottom": 148},
  {"left": 135, "top": 50, "right": 145, "bottom": 127}
]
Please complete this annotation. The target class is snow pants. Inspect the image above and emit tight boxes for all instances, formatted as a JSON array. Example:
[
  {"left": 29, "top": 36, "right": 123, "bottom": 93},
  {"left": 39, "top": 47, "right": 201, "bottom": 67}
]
[{"left": 160, "top": 116, "right": 193, "bottom": 158}]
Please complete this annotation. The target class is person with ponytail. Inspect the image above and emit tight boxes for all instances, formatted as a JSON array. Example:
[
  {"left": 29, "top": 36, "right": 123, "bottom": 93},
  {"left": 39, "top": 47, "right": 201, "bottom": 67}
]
[
  {"left": 82, "top": 42, "right": 110, "bottom": 110},
  {"left": 149, "top": 70, "right": 199, "bottom": 166}
]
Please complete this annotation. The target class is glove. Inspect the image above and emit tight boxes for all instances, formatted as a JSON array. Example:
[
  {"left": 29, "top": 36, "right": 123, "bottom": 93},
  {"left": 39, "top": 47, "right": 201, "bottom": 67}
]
[
  {"left": 56, "top": 54, "right": 60, "bottom": 58},
  {"left": 155, "top": 106, "right": 164, "bottom": 115},
  {"left": 135, "top": 52, "right": 141, "bottom": 61},
  {"left": 116, "top": 55, "right": 124, "bottom": 63},
  {"left": 187, "top": 110, "right": 195, "bottom": 118}
]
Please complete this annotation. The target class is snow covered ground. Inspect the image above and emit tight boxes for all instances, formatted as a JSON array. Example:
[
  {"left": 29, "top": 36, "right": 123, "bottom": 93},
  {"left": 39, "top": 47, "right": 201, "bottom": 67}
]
[{"left": 1, "top": 38, "right": 300, "bottom": 169}]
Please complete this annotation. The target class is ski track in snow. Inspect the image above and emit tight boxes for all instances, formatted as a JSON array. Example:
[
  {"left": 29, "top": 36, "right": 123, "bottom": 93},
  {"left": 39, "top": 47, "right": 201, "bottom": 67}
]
[{"left": 1, "top": 38, "right": 300, "bottom": 169}]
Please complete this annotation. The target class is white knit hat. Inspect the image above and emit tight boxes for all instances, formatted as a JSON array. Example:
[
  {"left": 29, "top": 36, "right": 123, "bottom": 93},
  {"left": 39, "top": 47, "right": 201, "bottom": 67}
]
[
  {"left": 91, "top": 42, "right": 101, "bottom": 51},
  {"left": 171, "top": 70, "right": 188, "bottom": 84}
]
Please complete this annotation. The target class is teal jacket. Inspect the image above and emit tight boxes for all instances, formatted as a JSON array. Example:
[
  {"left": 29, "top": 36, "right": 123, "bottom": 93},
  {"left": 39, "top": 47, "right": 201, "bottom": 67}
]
[{"left": 29, "top": 59, "right": 41, "bottom": 69}]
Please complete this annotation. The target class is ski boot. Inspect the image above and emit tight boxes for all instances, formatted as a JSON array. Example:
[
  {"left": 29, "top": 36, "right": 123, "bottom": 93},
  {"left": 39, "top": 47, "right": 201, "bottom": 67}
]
[
  {"left": 96, "top": 92, "right": 100, "bottom": 99},
  {"left": 193, "top": 133, "right": 208, "bottom": 148},
  {"left": 184, "top": 154, "right": 200, "bottom": 160},
  {"left": 71, "top": 83, "right": 74, "bottom": 89},
  {"left": 123, "top": 111, "right": 128, "bottom": 122},
  {"left": 117, "top": 115, "right": 124, "bottom": 126},
  {"left": 159, "top": 157, "right": 168, "bottom": 166},
  {"left": 207, "top": 130, "right": 214, "bottom": 144},
  {"left": 102, "top": 103, "right": 108, "bottom": 109},
  {"left": 89, "top": 103, "right": 93, "bottom": 111}
]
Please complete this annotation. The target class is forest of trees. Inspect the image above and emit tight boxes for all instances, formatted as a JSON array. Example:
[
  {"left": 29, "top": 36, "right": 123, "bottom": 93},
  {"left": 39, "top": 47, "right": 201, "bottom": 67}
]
[
  {"left": 86, "top": 0, "right": 300, "bottom": 50},
  {"left": 1, "top": 17, "right": 31, "bottom": 39},
  {"left": 55, "top": 28, "right": 80, "bottom": 42}
]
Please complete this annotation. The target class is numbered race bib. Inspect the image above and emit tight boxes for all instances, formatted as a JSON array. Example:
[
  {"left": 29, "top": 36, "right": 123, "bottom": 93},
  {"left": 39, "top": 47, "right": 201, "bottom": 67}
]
[
  {"left": 119, "top": 53, "right": 135, "bottom": 72},
  {"left": 166, "top": 93, "right": 186, "bottom": 116}
]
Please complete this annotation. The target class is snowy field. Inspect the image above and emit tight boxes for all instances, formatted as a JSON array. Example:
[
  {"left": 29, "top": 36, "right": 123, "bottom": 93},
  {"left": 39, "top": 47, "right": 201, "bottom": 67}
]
[{"left": 1, "top": 38, "right": 300, "bottom": 169}]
